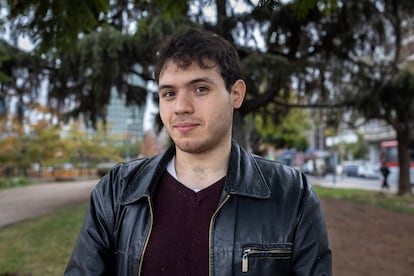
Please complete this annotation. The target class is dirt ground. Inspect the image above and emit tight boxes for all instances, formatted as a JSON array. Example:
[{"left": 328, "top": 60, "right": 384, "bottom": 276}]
[
  {"left": 321, "top": 198, "right": 414, "bottom": 276},
  {"left": 1, "top": 181, "right": 414, "bottom": 275}
]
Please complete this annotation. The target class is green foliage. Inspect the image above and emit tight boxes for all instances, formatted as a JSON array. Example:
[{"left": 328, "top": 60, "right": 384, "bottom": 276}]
[
  {"left": 0, "top": 119, "right": 132, "bottom": 176},
  {"left": 242, "top": 53, "right": 293, "bottom": 113},
  {"left": 350, "top": 132, "right": 368, "bottom": 160},
  {"left": 255, "top": 102, "right": 312, "bottom": 151},
  {"left": 294, "top": 0, "right": 339, "bottom": 18},
  {"left": 0, "top": 177, "right": 30, "bottom": 190},
  {"left": 2, "top": 0, "right": 414, "bottom": 193},
  {"left": 0, "top": 1, "right": 227, "bottom": 127},
  {"left": 116, "top": 140, "right": 142, "bottom": 160},
  {"left": 0, "top": 40, "right": 43, "bottom": 108},
  {"left": 62, "top": 122, "right": 125, "bottom": 167},
  {"left": 26, "top": 120, "right": 67, "bottom": 167},
  {"left": 325, "top": 130, "right": 368, "bottom": 161},
  {"left": 6, "top": 0, "right": 109, "bottom": 52},
  {"left": 2, "top": 0, "right": 414, "bottom": 127},
  {"left": 153, "top": 0, "right": 189, "bottom": 19},
  {"left": 48, "top": 26, "right": 149, "bottom": 125},
  {"left": 386, "top": 69, "right": 414, "bottom": 117}
]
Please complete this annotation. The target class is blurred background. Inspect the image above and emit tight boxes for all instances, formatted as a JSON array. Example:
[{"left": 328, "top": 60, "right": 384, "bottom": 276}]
[
  {"left": 1, "top": 1, "right": 414, "bottom": 274},
  {"left": 1, "top": 0, "right": 413, "bottom": 193}
]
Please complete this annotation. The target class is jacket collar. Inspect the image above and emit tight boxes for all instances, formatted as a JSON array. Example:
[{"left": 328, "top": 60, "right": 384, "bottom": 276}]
[
  {"left": 120, "top": 141, "right": 270, "bottom": 205},
  {"left": 225, "top": 141, "right": 271, "bottom": 199}
]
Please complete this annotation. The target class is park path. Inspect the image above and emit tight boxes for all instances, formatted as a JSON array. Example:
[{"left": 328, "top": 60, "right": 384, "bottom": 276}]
[
  {"left": 0, "top": 175, "right": 387, "bottom": 229},
  {"left": 0, "top": 179, "right": 98, "bottom": 228},
  {"left": 1, "top": 177, "right": 413, "bottom": 275}
]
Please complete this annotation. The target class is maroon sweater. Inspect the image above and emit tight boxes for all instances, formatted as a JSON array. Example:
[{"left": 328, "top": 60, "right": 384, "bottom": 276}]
[{"left": 141, "top": 171, "right": 225, "bottom": 276}]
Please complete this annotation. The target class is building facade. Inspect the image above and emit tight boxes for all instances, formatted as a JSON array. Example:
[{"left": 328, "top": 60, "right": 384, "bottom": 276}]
[{"left": 105, "top": 87, "right": 145, "bottom": 143}]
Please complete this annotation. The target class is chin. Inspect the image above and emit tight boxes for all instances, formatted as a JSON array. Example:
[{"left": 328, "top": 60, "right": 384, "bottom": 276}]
[{"left": 174, "top": 139, "right": 211, "bottom": 154}]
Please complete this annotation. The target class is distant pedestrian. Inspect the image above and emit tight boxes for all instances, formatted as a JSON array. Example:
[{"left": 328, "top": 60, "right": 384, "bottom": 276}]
[{"left": 380, "top": 163, "right": 390, "bottom": 189}]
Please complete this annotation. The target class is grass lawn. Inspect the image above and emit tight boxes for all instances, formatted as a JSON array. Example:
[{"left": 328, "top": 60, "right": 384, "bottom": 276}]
[
  {"left": 0, "top": 204, "right": 87, "bottom": 276},
  {"left": 0, "top": 186, "right": 412, "bottom": 275},
  {"left": 314, "top": 185, "right": 414, "bottom": 215}
]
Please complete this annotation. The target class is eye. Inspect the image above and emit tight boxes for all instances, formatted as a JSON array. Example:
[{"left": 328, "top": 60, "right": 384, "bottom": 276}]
[
  {"left": 161, "top": 91, "right": 176, "bottom": 99},
  {"left": 194, "top": 86, "right": 209, "bottom": 94}
]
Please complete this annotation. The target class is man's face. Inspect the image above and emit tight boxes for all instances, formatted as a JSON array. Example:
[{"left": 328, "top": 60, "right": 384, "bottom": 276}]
[{"left": 158, "top": 61, "right": 244, "bottom": 155}]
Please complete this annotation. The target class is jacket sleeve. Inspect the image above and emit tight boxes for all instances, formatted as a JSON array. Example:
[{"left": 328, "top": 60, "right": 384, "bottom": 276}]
[
  {"left": 291, "top": 173, "right": 332, "bottom": 276},
  {"left": 64, "top": 174, "right": 118, "bottom": 275}
]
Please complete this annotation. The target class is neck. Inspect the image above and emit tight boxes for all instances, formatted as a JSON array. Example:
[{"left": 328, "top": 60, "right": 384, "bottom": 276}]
[{"left": 174, "top": 141, "right": 231, "bottom": 190}]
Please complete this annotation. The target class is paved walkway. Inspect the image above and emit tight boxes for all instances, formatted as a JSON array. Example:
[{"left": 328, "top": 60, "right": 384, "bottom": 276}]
[
  {"left": 0, "top": 179, "right": 98, "bottom": 228},
  {"left": 307, "top": 174, "right": 397, "bottom": 192},
  {"left": 0, "top": 174, "right": 402, "bottom": 229}
]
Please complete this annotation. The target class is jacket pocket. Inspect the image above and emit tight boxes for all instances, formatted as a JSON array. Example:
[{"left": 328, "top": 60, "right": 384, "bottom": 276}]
[{"left": 241, "top": 243, "right": 292, "bottom": 274}]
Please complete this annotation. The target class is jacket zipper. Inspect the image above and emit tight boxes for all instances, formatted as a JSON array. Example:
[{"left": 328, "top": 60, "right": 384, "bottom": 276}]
[
  {"left": 242, "top": 248, "right": 292, "bottom": 273},
  {"left": 208, "top": 194, "right": 231, "bottom": 276},
  {"left": 137, "top": 196, "right": 154, "bottom": 276}
]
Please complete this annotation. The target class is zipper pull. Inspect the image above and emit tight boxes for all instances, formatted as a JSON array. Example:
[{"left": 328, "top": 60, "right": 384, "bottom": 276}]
[{"left": 242, "top": 249, "right": 250, "bottom": 273}]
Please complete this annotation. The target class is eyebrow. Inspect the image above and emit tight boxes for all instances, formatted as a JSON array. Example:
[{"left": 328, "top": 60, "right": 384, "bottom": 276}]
[{"left": 158, "top": 77, "right": 214, "bottom": 91}]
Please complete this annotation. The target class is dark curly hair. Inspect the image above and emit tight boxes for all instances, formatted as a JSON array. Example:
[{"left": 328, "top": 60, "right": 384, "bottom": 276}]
[{"left": 154, "top": 29, "right": 241, "bottom": 92}]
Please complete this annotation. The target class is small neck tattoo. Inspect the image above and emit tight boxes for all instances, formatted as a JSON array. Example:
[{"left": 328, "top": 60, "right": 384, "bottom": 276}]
[{"left": 192, "top": 166, "right": 208, "bottom": 179}]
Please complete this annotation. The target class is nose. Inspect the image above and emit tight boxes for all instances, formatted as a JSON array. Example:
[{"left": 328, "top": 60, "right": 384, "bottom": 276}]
[{"left": 174, "top": 93, "right": 194, "bottom": 114}]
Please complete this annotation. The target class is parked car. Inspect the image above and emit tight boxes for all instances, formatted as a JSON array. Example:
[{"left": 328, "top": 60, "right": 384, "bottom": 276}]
[
  {"left": 342, "top": 163, "right": 360, "bottom": 177},
  {"left": 300, "top": 158, "right": 327, "bottom": 176},
  {"left": 357, "top": 163, "right": 380, "bottom": 179},
  {"left": 96, "top": 162, "right": 117, "bottom": 177}
]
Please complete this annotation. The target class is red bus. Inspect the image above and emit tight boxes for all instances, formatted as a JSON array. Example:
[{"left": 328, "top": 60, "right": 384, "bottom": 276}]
[{"left": 380, "top": 140, "right": 414, "bottom": 186}]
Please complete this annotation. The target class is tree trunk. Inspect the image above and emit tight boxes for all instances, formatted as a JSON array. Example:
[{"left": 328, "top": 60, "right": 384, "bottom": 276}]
[{"left": 397, "top": 132, "right": 412, "bottom": 196}]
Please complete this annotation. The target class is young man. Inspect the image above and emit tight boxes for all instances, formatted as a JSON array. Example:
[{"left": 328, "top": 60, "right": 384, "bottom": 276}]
[{"left": 65, "top": 29, "right": 332, "bottom": 275}]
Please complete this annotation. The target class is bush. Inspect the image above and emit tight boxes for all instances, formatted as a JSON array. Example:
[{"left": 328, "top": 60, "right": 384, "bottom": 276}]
[{"left": 0, "top": 177, "right": 29, "bottom": 190}]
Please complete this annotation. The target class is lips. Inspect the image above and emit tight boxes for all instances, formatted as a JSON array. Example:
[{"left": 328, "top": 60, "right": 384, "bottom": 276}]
[
  {"left": 172, "top": 119, "right": 201, "bottom": 133},
  {"left": 173, "top": 122, "right": 199, "bottom": 132}
]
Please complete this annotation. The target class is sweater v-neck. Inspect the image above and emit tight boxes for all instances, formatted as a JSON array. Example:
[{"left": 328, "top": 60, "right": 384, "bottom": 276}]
[
  {"left": 165, "top": 172, "right": 225, "bottom": 204},
  {"left": 141, "top": 170, "right": 226, "bottom": 275}
]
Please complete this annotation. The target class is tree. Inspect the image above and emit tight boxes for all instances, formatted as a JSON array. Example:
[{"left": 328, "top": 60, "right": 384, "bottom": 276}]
[
  {"left": 244, "top": 0, "right": 414, "bottom": 195},
  {"left": 0, "top": 117, "right": 128, "bottom": 176},
  {"left": 2, "top": 0, "right": 414, "bottom": 195},
  {"left": 25, "top": 120, "right": 66, "bottom": 168},
  {"left": 255, "top": 103, "right": 312, "bottom": 151},
  {"left": 311, "top": 0, "right": 414, "bottom": 195},
  {"left": 62, "top": 121, "right": 125, "bottom": 167},
  {"left": 0, "top": 117, "right": 31, "bottom": 176},
  {"left": 0, "top": 39, "right": 43, "bottom": 122},
  {"left": 2, "top": 0, "right": 191, "bottom": 125},
  {"left": 350, "top": 131, "right": 368, "bottom": 160}
]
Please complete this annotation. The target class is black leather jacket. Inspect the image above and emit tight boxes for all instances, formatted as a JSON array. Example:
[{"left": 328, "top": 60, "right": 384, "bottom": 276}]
[{"left": 65, "top": 142, "right": 331, "bottom": 275}]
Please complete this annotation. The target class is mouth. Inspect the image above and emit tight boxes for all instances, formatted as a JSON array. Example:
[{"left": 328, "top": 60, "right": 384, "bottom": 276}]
[{"left": 173, "top": 122, "right": 200, "bottom": 132}]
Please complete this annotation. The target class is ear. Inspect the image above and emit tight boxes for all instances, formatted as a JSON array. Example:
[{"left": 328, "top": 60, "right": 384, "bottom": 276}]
[{"left": 230, "top": 79, "right": 246, "bottom": 109}]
